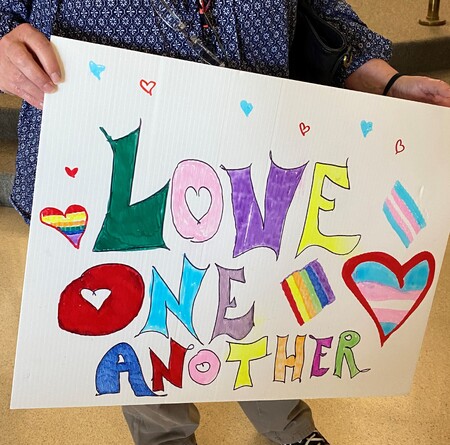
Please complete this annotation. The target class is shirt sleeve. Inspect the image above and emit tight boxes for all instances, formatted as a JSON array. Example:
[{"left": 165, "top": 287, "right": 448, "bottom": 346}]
[
  {"left": 311, "top": 0, "right": 393, "bottom": 85},
  {"left": 0, "top": 0, "right": 31, "bottom": 38}
]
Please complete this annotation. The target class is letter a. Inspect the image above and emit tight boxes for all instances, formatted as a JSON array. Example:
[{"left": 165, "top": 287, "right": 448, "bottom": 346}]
[
  {"left": 94, "top": 123, "right": 170, "bottom": 252},
  {"left": 96, "top": 342, "right": 156, "bottom": 397}
]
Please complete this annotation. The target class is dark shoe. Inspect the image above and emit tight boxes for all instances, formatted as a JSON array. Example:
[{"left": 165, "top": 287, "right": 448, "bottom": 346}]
[{"left": 285, "top": 429, "right": 330, "bottom": 444}]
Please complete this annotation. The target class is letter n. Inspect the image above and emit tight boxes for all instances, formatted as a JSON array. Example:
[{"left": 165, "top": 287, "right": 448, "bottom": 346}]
[
  {"left": 150, "top": 339, "right": 188, "bottom": 392},
  {"left": 140, "top": 255, "right": 208, "bottom": 340}
]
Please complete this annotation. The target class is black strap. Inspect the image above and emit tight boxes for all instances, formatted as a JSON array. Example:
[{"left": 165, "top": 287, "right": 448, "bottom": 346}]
[{"left": 383, "top": 73, "right": 405, "bottom": 96}]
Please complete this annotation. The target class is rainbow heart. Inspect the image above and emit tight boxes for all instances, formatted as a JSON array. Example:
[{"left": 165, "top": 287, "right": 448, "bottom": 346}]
[
  {"left": 342, "top": 251, "right": 435, "bottom": 346},
  {"left": 40, "top": 205, "right": 88, "bottom": 249}
]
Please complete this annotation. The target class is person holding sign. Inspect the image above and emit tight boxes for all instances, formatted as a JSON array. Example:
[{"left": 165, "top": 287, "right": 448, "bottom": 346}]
[{"left": 1, "top": 1, "right": 449, "bottom": 445}]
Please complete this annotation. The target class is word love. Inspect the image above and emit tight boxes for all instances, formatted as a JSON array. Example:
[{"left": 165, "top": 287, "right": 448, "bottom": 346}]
[
  {"left": 92, "top": 124, "right": 361, "bottom": 258},
  {"left": 95, "top": 331, "right": 368, "bottom": 397}
]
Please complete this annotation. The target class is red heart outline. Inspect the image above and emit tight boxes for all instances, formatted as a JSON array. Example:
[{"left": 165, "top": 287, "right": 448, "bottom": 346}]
[
  {"left": 40, "top": 204, "right": 88, "bottom": 249},
  {"left": 342, "top": 251, "right": 435, "bottom": 346},
  {"left": 299, "top": 122, "right": 310, "bottom": 136},
  {"left": 395, "top": 139, "right": 405, "bottom": 154},
  {"left": 140, "top": 79, "right": 157, "bottom": 95}
]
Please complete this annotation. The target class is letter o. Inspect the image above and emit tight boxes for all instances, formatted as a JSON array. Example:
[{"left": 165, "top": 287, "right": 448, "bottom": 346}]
[
  {"left": 171, "top": 160, "right": 223, "bottom": 242},
  {"left": 188, "top": 349, "right": 221, "bottom": 385}
]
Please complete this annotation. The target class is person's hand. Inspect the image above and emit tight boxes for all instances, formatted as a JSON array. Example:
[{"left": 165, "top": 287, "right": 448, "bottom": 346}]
[
  {"left": 345, "top": 59, "right": 450, "bottom": 108},
  {"left": 388, "top": 75, "right": 450, "bottom": 108},
  {"left": 0, "top": 23, "right": 61, "bottom": 109}
]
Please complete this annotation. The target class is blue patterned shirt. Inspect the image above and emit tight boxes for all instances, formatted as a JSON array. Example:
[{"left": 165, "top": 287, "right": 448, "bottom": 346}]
[{"left": 0, "top": 0, "right": 392, "bottom": 223}]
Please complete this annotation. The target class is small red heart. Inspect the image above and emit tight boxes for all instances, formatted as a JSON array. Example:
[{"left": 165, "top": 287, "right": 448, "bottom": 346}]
[
  {"left": 395, "top": 139, "right": 405, "bottom": 154},
  {"left": 299, "top": 122, "right": 310, "bottom": 136},
  {"left": 140, "top": 79, "right": 157, "bottom": 95},
  {"left": 65, "top": 167, "right": 78, "bottom": 178}
]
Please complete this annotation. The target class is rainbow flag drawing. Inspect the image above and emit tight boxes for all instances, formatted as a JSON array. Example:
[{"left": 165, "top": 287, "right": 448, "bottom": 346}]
[
  {"left": 40, "top": 205, "right": 88, "bottom": 249},
  {"left": 383, "top": 181, "right": 426, "bottom": 248},
  {"left": 281, "top": 260, "right": 336, "bottom": 326}
]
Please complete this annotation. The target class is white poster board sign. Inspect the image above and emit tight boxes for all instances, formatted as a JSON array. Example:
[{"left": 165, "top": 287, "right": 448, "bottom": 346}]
[{"left": 11, "top": 36, "right": 450, "bottom": 409}]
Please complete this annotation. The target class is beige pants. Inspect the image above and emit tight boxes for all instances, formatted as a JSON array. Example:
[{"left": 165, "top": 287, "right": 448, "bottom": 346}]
[{"left": 122, "top": 400, "right": 315, "bottom": 445}]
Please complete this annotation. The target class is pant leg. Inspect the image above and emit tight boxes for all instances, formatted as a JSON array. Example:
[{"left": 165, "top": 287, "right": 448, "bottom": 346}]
[
  {"left": 238, "top": 399, "right": 315, "bottom": 444},
  {"left": 122, "top": 403, "right": 199, "bottom": 445}
]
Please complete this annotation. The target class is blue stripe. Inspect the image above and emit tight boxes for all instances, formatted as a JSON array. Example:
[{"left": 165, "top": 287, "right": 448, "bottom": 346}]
[
  {"left": 383, "top": 202, "right": 410, "bottom": 247},
  {"left": 352, "top": 262, "right": 400, "bottom": 288},
  {"left": 394, "top": 181, "right": 426, "bottom": 229},
  {"left": 380, "top": 322, "right": 397, "bottom": 335},
  {"left": 305, "top": 265, "right": 329, "bottom": 308},
  {"left": 404, "top": 261, "right": 430, "bottom": 290},
  {"left": 352, "top": 260, "right": 430, "bottom": 291}
]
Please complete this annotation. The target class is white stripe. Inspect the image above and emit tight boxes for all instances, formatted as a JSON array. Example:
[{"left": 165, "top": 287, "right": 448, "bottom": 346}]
[
  {"left": 388, "top": 194, "right": 416, "bottom": 238},
  {"left": 369, "top": 299, "right": 415, "bottom": 310}
]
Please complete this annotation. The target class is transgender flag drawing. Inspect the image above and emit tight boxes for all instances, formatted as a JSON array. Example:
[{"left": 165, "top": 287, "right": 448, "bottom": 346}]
[
  {"left": 281, "top": 260, "right": 336, "bottom": 326},
  {"left": 383, "top": 180, "right": 426, "bottom": 248},
  {"left": 342, "top": 252, "right": 435, "bottom": 346}
]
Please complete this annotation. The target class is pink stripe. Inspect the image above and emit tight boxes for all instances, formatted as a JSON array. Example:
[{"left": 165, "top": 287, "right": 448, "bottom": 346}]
[
  {"left": 385, "top": 198, "right": 414, "bottom": 242},
  {"left": 391, "top": 189, "right": 421, "bottom": 234},
  {"left": 356, "top": 282, "right": 421, "bottom": 302},
  {"left": 373, "top": 308, "right": 409, "bottom": 324}
]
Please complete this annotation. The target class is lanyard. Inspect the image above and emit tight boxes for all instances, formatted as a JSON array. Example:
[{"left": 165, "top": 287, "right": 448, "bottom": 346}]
[{"left": 198, "top": 0, "right": 213, "bottom": 29}]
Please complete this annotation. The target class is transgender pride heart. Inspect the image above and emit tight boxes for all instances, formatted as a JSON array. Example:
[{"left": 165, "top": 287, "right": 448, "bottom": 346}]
[
  {"left": 342, "top": 251, "right": 435, "bottom": 346},
  {"left": 40, "top": 204, "right": 88, "bottom": 249}
]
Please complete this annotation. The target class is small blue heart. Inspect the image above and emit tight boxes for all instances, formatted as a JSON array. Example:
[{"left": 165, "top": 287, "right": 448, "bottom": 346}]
[
  {"left": 89, "top": 61, "right": 106, "bottom": 80},
  {"left": 240, "top": 100, "right": 253, "bottom": 117},
  {"left": 360, "top": 120, "right": 373, "bottom": 138}
]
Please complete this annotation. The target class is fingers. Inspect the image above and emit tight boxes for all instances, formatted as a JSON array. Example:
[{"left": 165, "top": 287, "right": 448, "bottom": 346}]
[
  {"left": 18, "top": 25, "right": 62, "bottom": 84},
  {"left": 0, "top": 24, "right": 62, "bottom": 109},
  {"left": 390, "top": 75, "right": 450, "bottom": 108},
  {"left": 421, "top": 78, "right": 450, "bottom": 107},
  {"left": 2, "top": 61, "right": 46, "bottom": 109}
]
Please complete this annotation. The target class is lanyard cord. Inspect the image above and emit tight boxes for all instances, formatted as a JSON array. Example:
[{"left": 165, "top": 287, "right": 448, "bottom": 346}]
[{"left": 152, "top": 0, "right": 228, "bottom": 67}]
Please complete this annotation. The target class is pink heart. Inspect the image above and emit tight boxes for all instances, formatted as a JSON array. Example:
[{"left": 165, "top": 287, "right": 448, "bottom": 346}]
[
  {"left": 140, "top": 79, "right": 157, "bottom": 95},
  {"left": 299, "top": 122, "right": 310, "bottom": 136},
  {"left": 395, "top": 139, "right": 405, "bottom": 154}
]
